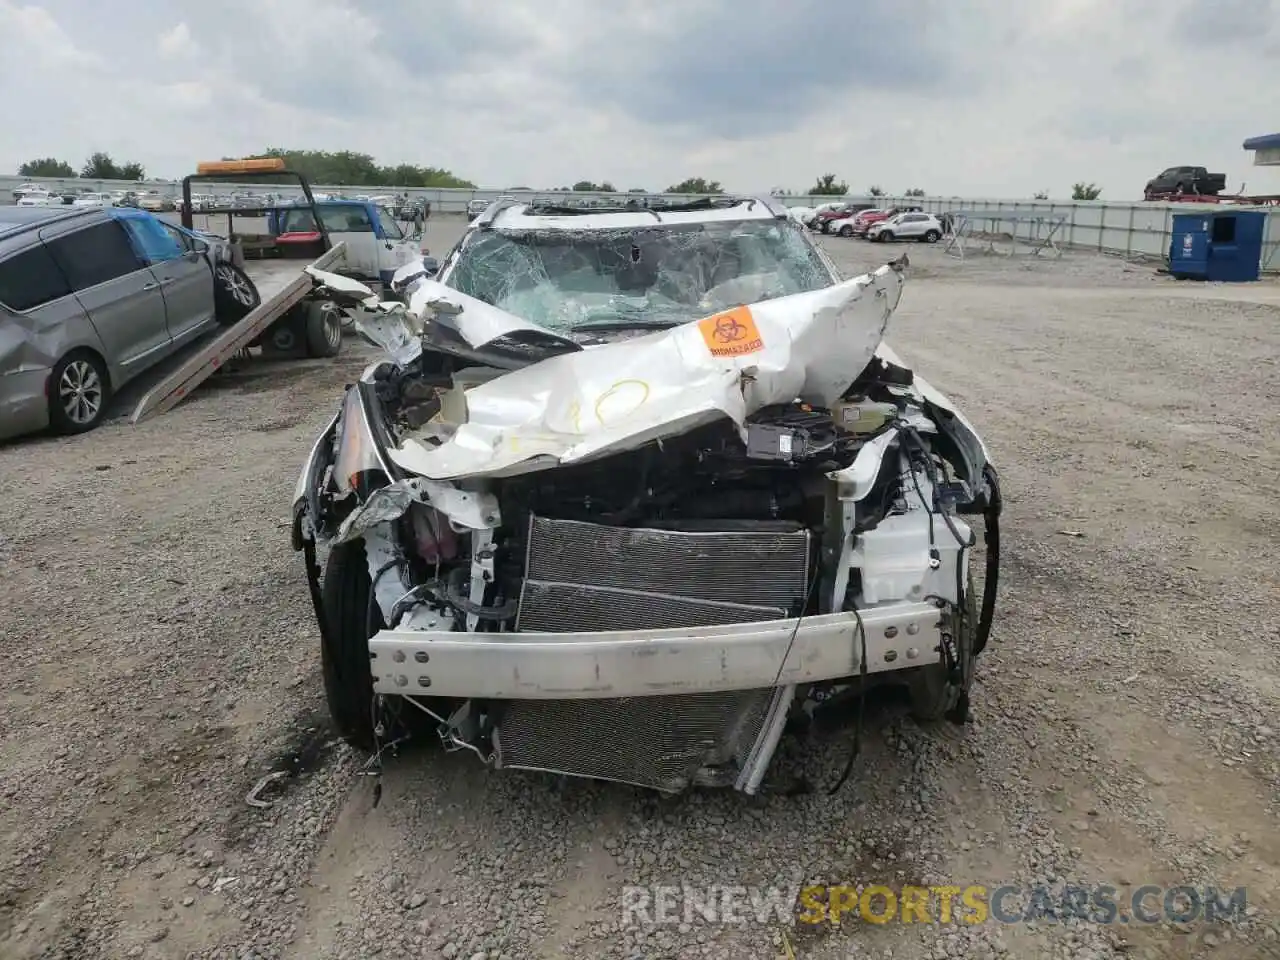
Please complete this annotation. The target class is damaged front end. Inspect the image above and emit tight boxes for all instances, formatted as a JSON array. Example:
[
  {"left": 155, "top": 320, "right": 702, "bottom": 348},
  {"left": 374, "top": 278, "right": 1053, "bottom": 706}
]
[{"left": 292, "top": 217, "right": 1002, "bottom": 795}]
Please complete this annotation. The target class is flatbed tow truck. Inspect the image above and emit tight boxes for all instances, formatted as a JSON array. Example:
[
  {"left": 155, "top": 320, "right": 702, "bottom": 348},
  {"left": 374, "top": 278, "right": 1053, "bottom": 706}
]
[
  {"left": 1143, "top": 189, "right": 1280, "bottom": 206},
  {"left": 130, "top": 158, "right": 355, "bottom": 424}
]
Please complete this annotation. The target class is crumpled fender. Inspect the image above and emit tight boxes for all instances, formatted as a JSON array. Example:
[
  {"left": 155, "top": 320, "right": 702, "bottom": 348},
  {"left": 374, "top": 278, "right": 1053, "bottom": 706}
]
[{"left": 827, "top": 343, "right": 994, "bottom": 504}]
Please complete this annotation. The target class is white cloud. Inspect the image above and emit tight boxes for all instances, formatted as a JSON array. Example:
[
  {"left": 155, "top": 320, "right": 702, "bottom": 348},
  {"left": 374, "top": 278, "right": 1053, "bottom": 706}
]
[
  {"left": 1, "top": 0, "right": 1277, "bottom": 198},
  {"left": 157, "top": 22, "right": 197, "bottom": 60}
]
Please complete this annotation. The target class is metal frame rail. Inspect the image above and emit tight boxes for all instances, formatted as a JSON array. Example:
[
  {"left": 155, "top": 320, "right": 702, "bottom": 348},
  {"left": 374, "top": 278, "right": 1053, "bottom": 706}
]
[
  {"left": 129, "top": 242, "right": 346, "bottom": 424},
  {"left": 943, "top": 213, "right": 1067, "bottom": 259}
]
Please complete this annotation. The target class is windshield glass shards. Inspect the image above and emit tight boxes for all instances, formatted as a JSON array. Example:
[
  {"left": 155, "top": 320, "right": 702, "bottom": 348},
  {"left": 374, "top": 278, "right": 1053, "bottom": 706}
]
[{"left": 442, "top": 219, "right": 834, "bottom": 334}]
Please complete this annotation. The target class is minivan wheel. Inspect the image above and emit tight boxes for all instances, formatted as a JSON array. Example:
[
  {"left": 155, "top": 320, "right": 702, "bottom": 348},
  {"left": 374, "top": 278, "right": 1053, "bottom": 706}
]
[
  {"left": 48, "top": 351, "right": 109, "bottom": 434},
  {"left": 213, "top": 262, "right": 261, "bottom": 325},
  {"left": 839, "top": 225, "right": 854, "bottom": 237},
  {"left": 923, "top": 229, "right": 941, "bottom": 243}
]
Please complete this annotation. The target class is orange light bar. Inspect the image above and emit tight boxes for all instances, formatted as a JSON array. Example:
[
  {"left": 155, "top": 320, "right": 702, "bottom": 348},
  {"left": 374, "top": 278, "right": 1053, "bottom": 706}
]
[{"left": 195, "top": 157, "right": 286, "bottom": 175}]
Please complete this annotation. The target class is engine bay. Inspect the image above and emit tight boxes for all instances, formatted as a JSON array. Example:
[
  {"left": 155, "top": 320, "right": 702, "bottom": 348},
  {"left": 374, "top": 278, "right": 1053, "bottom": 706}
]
[{"left": 345, "top": 348, "right": 983, "bottom": 642}]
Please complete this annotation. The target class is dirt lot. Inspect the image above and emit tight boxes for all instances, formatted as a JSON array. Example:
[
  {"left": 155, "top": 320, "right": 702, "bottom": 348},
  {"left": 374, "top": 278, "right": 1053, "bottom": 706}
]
[{"left": 1, "top": 226, "right": 1278, "bottom": 960}]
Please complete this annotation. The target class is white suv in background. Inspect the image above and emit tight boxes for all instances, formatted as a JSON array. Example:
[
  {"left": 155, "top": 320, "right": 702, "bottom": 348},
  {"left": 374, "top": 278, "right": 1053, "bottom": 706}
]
[{"left": 867, "top": 212, "right": 944, "bottom": 243}]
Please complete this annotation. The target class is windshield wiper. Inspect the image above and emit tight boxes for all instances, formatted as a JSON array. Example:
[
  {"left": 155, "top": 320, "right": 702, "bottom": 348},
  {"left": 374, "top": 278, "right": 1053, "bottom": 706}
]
[{"left": 569, "top": 318, "right": 681, "bottom": 332}]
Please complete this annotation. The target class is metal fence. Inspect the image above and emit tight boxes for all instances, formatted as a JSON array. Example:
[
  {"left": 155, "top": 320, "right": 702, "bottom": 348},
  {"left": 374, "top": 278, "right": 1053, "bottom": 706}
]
[{"left": 5, "top": 175, "right": 1277, "bottom": 272}]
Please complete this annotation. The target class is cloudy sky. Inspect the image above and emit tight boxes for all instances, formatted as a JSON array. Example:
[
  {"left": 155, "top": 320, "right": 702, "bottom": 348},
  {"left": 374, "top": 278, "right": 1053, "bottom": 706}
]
[{"left": 2, "top": 0, "right": 1277, "bottom": 199}]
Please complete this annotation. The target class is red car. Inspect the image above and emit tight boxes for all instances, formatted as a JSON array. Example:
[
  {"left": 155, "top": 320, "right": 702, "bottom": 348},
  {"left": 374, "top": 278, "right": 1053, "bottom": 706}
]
[{"left": 812, "top": 202, "right": 876, "bottom": 233}]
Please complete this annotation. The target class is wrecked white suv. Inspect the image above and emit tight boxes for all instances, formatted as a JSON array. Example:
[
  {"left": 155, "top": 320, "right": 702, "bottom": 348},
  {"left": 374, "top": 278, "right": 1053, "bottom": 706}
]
[{"left": 290, "top": 196, "right": 1002, "bottom": 794}]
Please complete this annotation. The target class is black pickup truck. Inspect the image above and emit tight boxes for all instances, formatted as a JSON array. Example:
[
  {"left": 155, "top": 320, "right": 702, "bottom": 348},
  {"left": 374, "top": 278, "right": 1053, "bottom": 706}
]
[{"left": 1144, "top": 166, "right": 1227, "bottom": 198}]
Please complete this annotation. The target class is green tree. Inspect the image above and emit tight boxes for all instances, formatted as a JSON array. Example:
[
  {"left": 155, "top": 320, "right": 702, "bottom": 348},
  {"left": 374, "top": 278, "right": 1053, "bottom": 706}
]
[
  {"left": 1071, "top": 182, "right": 1102, "bottom": 200},
  {"left": 809, "top": 174, "right": 848, "bottom": 196},
  {"left": 79, "top": 153, "right": 146, "bottom": 180},
  {"left": 232, "top": 149, "right": 476, "bottom": 188},
  {"left": 666, "top": 178, "right": 723, "bottom": 194},
  {"left": 82, "top": 152, "right": 117, "bottom": 179},
  {"left": 628, "top": 187, "right": 647, "bottom": 193},
  {"left": 19, "top": 158, "right": 76, "bottom": 178},
  {"left": 572, "top": 180, "right": 615, "bottom": 192},
  {"left": 1033, "top": 190, "right": 1049, "bottom": 199},
  {"left": 903, "top": 187, "right": 926, "bottom": 197},
  {"left": 867, "top": 185, "right": 885, "bottom": 197}
]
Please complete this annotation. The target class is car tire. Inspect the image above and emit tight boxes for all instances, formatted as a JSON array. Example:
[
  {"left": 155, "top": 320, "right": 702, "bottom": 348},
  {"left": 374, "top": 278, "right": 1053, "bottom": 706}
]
[
  {"left": 264, "top": 319, "right": 301, "bottom": 355},
  {"left": 320, "top": 539, "right": 442, "bottom": 752},
  {"left": 839, "top": 225, "right": 854, "bottom": 237},
  {"left": 880, "top": 231, "right": 895, "bottom": 242},
  {"left": 48, "top": 350, "right": 110, "bottom": 435},
  {"left": 923, "top": 229, "right": 941, "bottom": 243},
  {"left": 320, "top": 540, "right": 381, "bottom": 752},
  {"left": 304, "top": 301, "right": 344, "bottom": 358},
  {"left": 213, "top": 262, "right": 261, "bottom": 326}
]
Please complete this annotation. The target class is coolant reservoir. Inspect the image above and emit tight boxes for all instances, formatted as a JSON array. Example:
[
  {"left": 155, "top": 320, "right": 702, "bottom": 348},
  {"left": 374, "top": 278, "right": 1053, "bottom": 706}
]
[{"left": 833, "top": 399, "right": 898, "bottom": 435}]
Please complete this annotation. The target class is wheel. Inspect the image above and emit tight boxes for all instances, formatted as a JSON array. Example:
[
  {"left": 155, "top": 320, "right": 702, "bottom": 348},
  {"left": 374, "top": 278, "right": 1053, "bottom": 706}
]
[
  {"left": 320, "top": 540, "right": 442, "bottom": 751},
  {"left": 907, "top": 576, "right": 978, "bottom": 722},
  {"left": 213, "top": 262, "right": 261, "bottom": 325},
  {"left": 820, "top": 222, "right": 831, "bottom": 234},
  {"left": 264, "top": 320, "right": 301, "bottom": 355},
  {"left": 48, "top": 351, "right": 110, "bottom": 434},
  {"left": 922, "top": 229, "right": 940, "bottom": 243},
  {"left": 304, "top": 301, "right": 343, "bottom": 358},
  {"left": 839, "top": 225, "right": 854, "bottom": 237},
  {"left": 880, "top": 231, "right": 895, "bottom": 242},
  {"left": 320, "top": 540, "right": 380, "bottom": 751}
]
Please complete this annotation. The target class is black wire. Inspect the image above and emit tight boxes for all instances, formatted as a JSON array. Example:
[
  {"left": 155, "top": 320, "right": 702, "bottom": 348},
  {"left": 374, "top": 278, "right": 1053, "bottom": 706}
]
[
  {"left": 766, "top": 556, "right": 822, "bottom": 690},
  {"left": 824, "top": 605, "right": 867, "bottom": 795}
]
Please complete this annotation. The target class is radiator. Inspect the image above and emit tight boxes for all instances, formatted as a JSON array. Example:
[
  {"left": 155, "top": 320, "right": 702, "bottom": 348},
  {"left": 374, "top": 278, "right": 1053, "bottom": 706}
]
[
  {"left": 494, "top": 516, "right": 811, "bottom": 792},
  {"left": 522, "top": 515, "right": 812, "bottom": 610}
]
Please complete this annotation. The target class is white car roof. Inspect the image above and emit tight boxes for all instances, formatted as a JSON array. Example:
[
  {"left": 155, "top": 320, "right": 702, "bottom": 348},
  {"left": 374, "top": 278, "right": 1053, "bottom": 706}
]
[{"left": 486, "top": 198, "right": 783, "bottom": 231}]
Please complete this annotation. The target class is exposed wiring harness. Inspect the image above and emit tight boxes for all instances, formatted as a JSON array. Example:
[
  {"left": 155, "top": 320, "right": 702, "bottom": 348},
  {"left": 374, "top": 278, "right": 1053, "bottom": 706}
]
[{"left": 364, "top": 559, "right": 407, "bottom": 807}]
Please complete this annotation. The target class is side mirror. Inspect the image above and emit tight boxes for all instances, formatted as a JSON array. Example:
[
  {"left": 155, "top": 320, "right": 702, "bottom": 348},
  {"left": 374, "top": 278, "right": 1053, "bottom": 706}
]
[{"left": 422, "top": 256, "right": 440, "bottom": 276}]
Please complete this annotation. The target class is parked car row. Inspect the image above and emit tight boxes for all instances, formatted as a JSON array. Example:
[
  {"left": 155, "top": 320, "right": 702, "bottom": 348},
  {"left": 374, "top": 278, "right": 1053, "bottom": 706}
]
[{"left": 788, "top": 202, "right": 948, "bottom": 244}]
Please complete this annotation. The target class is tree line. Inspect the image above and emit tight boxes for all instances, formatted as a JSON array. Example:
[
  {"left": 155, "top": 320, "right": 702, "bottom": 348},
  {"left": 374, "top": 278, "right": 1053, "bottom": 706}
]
[
  {"left": 16, "top": 148, "right": 477, "bottom": 188},
  {"left": 237, "top": 149, "right": 476, "bottom": 188},
  {"left": 19, "top": 153, "right": 146, "bottom": 180},
  {"left": 16, "top": 152, "right": 1101, "bottom": 199}
]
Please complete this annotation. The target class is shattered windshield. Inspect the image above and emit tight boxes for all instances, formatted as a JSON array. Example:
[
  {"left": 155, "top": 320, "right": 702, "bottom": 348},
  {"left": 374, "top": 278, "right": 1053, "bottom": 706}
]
[{"left": 442, "top": 219, "right": 835, "bottom": 333}]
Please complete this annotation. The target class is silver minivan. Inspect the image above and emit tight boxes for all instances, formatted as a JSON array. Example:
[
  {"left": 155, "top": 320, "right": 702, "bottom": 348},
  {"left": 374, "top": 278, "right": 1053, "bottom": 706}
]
[{"left": 0, "top": 206, "right": 235, "bottom": 440}]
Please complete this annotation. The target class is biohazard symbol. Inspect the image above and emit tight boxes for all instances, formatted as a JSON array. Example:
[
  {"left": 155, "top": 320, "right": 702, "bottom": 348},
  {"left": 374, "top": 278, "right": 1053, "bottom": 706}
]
[
  {"left": 698, "top": 305, "right": 765, "bottom": 358},
  {"left": 713, "top": 314, "right": 747, "bottom": 343}
]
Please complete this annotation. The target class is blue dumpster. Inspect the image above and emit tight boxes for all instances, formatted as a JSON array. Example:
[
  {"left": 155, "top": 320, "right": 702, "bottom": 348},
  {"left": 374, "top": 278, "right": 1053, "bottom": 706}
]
[{"left": 1169, "top": 211, "right": 1265, "bottom": 282}]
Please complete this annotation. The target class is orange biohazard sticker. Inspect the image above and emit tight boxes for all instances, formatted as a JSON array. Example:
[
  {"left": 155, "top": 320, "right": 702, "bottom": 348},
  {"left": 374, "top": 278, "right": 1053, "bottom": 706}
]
[{"left": 697, "top": 305, "right": 764, "bottom": 358}]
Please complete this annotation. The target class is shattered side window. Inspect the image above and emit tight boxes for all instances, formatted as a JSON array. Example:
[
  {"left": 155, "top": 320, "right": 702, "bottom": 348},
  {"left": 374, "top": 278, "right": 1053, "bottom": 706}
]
[{"left": 443, "top": 220, "right": 834, "bottom": 333}]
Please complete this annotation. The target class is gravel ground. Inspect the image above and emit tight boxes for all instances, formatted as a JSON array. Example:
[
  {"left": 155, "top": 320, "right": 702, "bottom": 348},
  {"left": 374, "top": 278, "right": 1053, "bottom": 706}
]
[{"left": 1, "top": 226, "right": 1278, "bottom": 960}]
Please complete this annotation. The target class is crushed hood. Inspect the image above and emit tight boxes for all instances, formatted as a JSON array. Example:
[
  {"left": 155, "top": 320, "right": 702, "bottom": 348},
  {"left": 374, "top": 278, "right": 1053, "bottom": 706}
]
[{"left": 386, "top": 259, "right": 907, "bottom": 480}]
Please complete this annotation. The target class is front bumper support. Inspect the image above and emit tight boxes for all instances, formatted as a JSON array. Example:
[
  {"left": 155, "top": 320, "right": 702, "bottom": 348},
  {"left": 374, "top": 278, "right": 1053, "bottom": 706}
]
[{"left": 369, "top": 602, "right": 945, "bottom": 700}]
